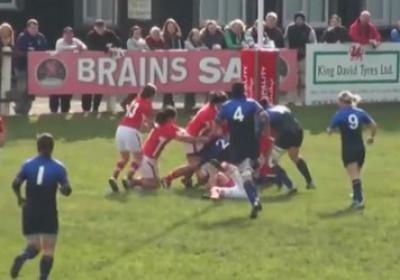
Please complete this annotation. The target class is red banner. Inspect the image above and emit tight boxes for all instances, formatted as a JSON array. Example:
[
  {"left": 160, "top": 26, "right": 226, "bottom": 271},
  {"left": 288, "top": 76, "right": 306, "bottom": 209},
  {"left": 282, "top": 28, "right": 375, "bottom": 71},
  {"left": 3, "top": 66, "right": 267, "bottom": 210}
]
[
  {"left": 28, "top": 49, "right": 297, "bottom": 96},
  {"left": 241, "top": 49, "right": 256, "bottom": 98},
  {"left": 259, "top": 50, "right": 278, "bottom": 102}
]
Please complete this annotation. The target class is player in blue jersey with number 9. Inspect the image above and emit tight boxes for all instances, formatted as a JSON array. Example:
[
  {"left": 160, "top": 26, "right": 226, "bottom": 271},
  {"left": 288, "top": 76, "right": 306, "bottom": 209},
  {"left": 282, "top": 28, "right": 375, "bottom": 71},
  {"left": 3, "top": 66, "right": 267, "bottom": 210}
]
[
  {"left": 10, "top": 133, "right": 72, "bottom": 280},
  {"left": 327, "top": 91, "right": 377, "bottom": 210},
  {"left": 215, "top": 82, "right": 269, "bottom": 219}
]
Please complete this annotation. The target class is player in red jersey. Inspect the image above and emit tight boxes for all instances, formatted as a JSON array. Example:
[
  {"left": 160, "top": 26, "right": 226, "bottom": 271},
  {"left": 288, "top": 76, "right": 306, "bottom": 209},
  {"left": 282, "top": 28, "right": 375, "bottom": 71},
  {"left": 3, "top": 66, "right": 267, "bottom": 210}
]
[
  {"left": 123, "top": 107, "right": 209, "bottom": 190},
  {"left": 161, "top": 92, "right": 227, "bottom": 188},
  {"left": 108, "top": 84, "right": 156, "bottom": 192},
  {"left": 0, "top": 116, "right": 5, "bottom": 147}
]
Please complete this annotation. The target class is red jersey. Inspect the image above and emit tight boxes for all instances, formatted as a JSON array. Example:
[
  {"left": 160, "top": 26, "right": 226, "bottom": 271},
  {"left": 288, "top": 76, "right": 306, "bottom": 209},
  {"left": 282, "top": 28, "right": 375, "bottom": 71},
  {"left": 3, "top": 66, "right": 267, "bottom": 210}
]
[
  {"left": 186, "top": 103, "right": 217, "bottom": 137},
  {"left": 143, "top": 121, "right": 180, "bottom": 159},
  {"left": 120, "top": 97, "right": 152, "bottom": 130}
]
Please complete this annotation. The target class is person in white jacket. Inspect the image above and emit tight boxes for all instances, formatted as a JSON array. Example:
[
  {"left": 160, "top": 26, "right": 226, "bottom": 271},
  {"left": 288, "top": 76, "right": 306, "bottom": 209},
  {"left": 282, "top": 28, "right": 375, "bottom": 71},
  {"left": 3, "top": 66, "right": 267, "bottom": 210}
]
[
  {"left": 52, "top": 27, "right": 87, "bottom": 113},
  {"left": 126, "top": 25, "right": 149, "bottom": 51}
]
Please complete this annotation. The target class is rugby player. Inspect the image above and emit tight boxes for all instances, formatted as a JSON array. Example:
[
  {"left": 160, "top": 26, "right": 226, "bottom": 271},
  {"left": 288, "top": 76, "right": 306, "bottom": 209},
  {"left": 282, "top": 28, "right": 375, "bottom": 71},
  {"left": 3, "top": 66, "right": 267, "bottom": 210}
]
[
  {"left": 109, "top": 84, "right": 156, "bottom": 192},
  {"left": 122, "top": 107, "right": 209, "bottom": 190},
  {"left": 10, "top": 133, "right": 72, "bottom": 280},
  {"left": 327, "top": 91, "right": 377, "bottom": 209},
  {"left": 215, "top": 82, "right": 268, "bottom": 219}
]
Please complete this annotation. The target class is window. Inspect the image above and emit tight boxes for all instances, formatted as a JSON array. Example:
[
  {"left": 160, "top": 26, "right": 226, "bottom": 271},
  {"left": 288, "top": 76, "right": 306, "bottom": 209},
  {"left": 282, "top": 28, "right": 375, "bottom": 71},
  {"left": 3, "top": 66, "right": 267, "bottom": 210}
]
[
  {"left": 0, "top": 0, "right": 17, "bottom": 9},
  {"left": 200, "top": 0, "right": 246, "bottom": 25},
  {"left": 83, "top": 0, "right": 118, "bottom": 24},
  {"left": 363, "top": 0, "right": 390, "bottom": 26},
  {"left": 283, "top": 0, "right": 329, "bottom": 28}
]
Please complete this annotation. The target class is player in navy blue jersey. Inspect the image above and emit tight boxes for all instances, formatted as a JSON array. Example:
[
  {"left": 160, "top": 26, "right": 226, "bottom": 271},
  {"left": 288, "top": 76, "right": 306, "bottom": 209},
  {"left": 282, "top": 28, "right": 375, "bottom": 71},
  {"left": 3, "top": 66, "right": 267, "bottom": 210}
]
[
  {"left": 10, "top": 133, "right": 72, "bottom": 280},
  {"left": 216, "top": 82, "right": 269, "bottom": 219},
  {"left": 262, "top": 100, "right": 314, "bottom": 191},
  {"left": 327, "top": 91, "right": 377, "bottom": 209}
]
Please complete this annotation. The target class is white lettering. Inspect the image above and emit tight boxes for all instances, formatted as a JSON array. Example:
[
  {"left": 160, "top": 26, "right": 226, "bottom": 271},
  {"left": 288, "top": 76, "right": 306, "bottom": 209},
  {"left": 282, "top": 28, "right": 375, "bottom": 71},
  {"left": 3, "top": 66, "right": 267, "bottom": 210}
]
[
  {"left": 118, "top": 58, "right": 137, "bottom": 87},
  {"left": 98, "top": 57, "right": 117, "bottom": 86},
  {"left": 78, "top": 58, "right": 95, "bottom": 82},
  {"left": 149, "top": 57, "right": 168, "bottom": 84},
  {"left": 223, "top": 57, "right": 241, "bottom": 82},
  {"left": 170, "top": 57, "right": 187, "bottom": 82},
  {"left": 199, "top": 57, "right": 221, "bottom": 84}
]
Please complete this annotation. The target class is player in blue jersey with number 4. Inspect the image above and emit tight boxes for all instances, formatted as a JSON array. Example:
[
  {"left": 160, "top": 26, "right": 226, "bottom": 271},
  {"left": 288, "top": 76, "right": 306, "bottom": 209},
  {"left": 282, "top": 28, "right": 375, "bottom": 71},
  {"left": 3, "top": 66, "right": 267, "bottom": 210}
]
[
  {"left": 215, "top": 82, "right": 269, "bottom": 219},
  {"left": 10, "top": 133, "right": 72, "bottom": 280},
  {"left": 327, "top": 91, "right": 377, "bottom": 210}
]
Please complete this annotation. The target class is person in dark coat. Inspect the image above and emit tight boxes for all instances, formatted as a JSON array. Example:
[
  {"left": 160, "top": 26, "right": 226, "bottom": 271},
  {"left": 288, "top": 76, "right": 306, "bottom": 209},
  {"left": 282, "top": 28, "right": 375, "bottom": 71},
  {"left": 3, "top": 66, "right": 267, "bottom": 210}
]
[
  {"left": 265, "top": 12, "right": 284, "bottom": 48},
  {"left": 321, "top": 15, "right": 348, "bottom": 43},
  {"left": 83, "top": 19, "right": 121, "bottom": 113},
  {"left": 15, "top": 19, "right": 48, "bottom": 115},
  {"left": 200, "top": 20, "right": 226, "bottom": 50}
]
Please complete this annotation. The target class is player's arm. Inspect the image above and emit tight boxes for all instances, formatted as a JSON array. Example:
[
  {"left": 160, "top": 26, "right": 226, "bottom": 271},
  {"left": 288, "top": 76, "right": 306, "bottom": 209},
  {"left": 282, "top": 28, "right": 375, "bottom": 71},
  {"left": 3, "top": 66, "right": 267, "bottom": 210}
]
[
  {"left": 12, "top": 166, "right": 26, "bottom": 207},
  {"left": 58, "top": 166, "right": 72, "bottom": 197},
  {"left": 254, "top": 101, "right": 270, "bottom": 137},
  {"left": 175, "top": 129, "right": 209, "bottom": 144},
  {"left": 327, "top": 113, "right": 340, "bottom": 135},
  {"left": 363, "top": 113, "right": 378, "bottom": 144}
]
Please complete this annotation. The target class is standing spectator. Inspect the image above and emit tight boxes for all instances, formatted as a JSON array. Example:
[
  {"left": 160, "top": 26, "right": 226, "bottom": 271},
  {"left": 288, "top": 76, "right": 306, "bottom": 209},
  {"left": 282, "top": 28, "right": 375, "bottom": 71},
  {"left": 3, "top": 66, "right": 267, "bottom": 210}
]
[
  {"left": 349, "top": 11, "right": 381, "bottom": 47},
  {"left": 321, "top": 15, "right": 348, "bottom": 43},
  {"left": 200, "top": 20, "right": 226, "bottom": 50},
  {"left": 145, "top": 26, "right": 165, "bottom": 50},
  {"left": 285, "top": 12, "right": 316, "bottom": 103},
  {"left": 52, "top": 27, "right": 87, "bottom": 114},
  {"left": 185, "top": 28, "right": 206, "bottom": 49},
  {"left": 83, "top": 19, "right": 121, "bottom": 113},
  {"left": 264, "top": 12, "right": 284, "bottom": 48},
  {"left": 390, "top": 20, "right": 400, "bottom": 42},
  {"left": 162, "top": 18, "right": 183, "bottom": 108},
  {"left": 224, "top": 19, "right": 246, "bottom": 49},
  {"left": 127, "top": 25, "right": 149, "bottom": 50},
  {"left": 15, "top": 19, "right": 48, "bottom": 115}
]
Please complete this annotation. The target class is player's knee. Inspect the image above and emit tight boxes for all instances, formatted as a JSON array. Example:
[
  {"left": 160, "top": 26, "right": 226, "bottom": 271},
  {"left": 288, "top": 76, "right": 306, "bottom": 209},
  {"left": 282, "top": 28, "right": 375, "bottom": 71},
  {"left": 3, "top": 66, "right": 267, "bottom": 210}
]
[
  {"left": 241, "top": 170, "right": 253, "bottom": 182},
  {"left": 25, "top": 245, "right": 40, "bottom": 259}
]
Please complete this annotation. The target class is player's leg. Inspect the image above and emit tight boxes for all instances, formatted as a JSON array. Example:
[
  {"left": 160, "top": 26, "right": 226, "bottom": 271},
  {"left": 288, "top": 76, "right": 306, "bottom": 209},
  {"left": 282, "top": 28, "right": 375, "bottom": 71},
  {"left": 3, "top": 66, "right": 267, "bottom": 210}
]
[
  {"left": 10, "top": 234, "right": 41, "bottom": 279},
  {"left": 288, "top": 146, "right": 314, "bottom": 189},
  {"left": 239, "top": 159, "right": 262, "bottom": 219},
  {"left": 269, "top": 145, "right": 296, "bottom": 193},
  {"left": 39, "top": 234, "right": 57, "bottom": 280},
  {"left": 125, "top": 130, "right": 143, "bottom": 180},
  {"left": 345, "top": 149, "right": 365, "bottom": 209},
  {"left": 124, "top": 157, "right": 159, "bottom": 190},
  {"left": 162, "top": 162, "right": 197, "bottom": 189}
]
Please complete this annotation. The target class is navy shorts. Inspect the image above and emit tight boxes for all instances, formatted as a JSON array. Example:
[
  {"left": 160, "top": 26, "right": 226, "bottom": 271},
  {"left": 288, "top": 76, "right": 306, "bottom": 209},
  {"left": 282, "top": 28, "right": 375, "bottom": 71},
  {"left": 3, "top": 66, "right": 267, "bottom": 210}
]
[
  {"left": 342, "top": 147, "right": 365, "bottom": 168},
  {"left": 22, "top": 208, "right": 59, "bottom": 235},
  {"left": 275, "top": 128, "right": 303, "bottom": 150}
]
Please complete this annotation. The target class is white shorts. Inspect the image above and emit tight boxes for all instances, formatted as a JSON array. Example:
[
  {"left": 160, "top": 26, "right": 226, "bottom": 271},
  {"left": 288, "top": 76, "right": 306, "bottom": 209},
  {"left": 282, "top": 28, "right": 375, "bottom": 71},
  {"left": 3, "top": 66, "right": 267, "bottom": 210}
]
[
  {"left": 139, "top": 156, "right": 159, "bottom": 179},
  {"left": 212, "top": 184, "right": 247, "bottom": 199},
  {"left": 183, "top": 142, "right": 203, "bottom": 156},
  {"left": 115, "top": 126, "right": 141, "bottom": 153}
]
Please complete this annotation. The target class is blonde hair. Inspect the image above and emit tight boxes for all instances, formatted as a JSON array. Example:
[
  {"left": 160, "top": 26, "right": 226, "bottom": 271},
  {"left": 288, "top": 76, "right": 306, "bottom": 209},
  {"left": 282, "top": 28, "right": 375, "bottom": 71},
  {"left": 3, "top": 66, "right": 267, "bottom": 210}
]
[
  {"left": 338, "top": 90, "right": 362, "bottom": 105},
  {"left": 0, "top": 22, "right": 14, "bottom": 46},
  {"left": 228, "top": 19, "right": 246, "bottom": 33}
]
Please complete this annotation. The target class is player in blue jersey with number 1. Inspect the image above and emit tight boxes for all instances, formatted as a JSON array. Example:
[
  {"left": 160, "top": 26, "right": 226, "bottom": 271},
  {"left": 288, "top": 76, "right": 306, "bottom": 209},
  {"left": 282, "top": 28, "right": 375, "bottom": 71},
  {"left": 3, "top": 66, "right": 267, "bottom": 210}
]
[
  {"left": 327, "top": 91, "right": 377, "bottom": 209},
  {"left": 216, "top": 82, "right": 269, "bottom": 219},
  {"left": 10, "top": 133, "right": 72, "bottom": 280}
]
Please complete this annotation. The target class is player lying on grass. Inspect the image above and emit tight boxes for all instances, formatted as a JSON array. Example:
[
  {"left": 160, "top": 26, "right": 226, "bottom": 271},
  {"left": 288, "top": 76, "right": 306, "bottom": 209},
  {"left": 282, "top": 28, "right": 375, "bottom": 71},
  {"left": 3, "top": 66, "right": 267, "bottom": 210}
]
[
  {"left": 10, "top": 133, "right": 72, "bottom": 280},
  {"left": 122, "top": 106, "right": 209, "bottom": 190},
  {"left": 109, "top": 83, "right": 156, "bottom": 192},
  {"left": 260, "top": 99, "right": 314, "bottom": 193},
  {"left": 204, "top": 160, "right": 247, "bottom": 200},
  {"left": 327, "top": 91, "right": 377, "bottom": 209},
  {"left": 0, "top": 115, "right": 5, "bottom": 147},
  {"left": 161, "top": 91, "right": 228, "bottom": 189}
]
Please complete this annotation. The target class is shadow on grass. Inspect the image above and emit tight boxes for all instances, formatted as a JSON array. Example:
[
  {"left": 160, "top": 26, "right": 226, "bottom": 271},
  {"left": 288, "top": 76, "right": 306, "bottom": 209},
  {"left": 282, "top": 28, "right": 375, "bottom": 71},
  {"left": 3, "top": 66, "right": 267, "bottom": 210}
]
[
  {"left": 262, "top": 192, "right": 299, "bottom": 204},
  {"left": 197, "top": 216, "right": 251, "bottom": 231},
  {"left": 318, "top": 207, "right": 364, "bottom": 219},
  {"left": 172, "top": 187, "right": 207, "bottom": 200}
]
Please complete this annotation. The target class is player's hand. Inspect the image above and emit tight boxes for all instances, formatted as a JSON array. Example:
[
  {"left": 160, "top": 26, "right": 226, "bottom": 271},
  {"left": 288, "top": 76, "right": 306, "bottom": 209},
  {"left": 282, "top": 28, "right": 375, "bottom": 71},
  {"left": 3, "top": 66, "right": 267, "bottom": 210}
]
[
  {"left": 366, "top": 137, "right": 374, "bottom": 145},
  {"left": 17, "top": 197, "right": 26, "bottom": 207}
]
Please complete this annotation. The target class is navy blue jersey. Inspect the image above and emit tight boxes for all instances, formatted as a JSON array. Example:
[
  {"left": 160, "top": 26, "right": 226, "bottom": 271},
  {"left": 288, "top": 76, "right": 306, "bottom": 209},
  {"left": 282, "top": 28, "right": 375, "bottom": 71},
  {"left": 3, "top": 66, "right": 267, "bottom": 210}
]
[
  {"left": 329, "top": 107, "right": 374, "bottom": 150},
  {"left": 267, "top": 105, "right": 300, "bottom": 133},
  {"left": 16, "top": 156, "right": 69, "bottom": 213},
  {"left": 217, "top": 97, "right": 263, "bottom": 163},
  {"left": 198, "top": 138, "right": 230, "bottom": 163}
]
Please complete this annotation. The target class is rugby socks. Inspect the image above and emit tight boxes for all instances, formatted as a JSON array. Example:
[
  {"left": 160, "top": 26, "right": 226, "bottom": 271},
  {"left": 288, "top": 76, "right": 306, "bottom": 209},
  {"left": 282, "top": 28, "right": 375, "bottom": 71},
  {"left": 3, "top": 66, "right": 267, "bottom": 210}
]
[
  {"left": 296, "top": 158, "right": 313, "bottom": 185},
  {"left": 127, "top": 161, "right": 140, "bottom": 179},
  {"left": 113, "top": 160, "right": 127, "bottom": 179},
  {"left": 10, "top": 246, "right": 39, "bottom": 278},
  {"left": 39, "top": 255, "right": 54, "bottom": 280},
  {"left": 273, "top": 165, "right": 294, "bottom": 190},
  {"left": 352, "top": 179, "right": 363, "bottom": 203},
  {"left": 20, "top": 245, "right": 39, "bottom": 261},
  {"left": 243, "top": 180, "right": 259, "bottom": 206}
]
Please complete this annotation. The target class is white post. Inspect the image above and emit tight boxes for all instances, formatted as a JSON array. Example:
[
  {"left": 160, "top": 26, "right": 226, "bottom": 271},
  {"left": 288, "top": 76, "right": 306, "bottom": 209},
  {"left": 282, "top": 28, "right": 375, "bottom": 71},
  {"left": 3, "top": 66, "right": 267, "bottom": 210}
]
[
  {"left": 257, "top": 0, "right": 265, "bottom": 49},
  {"left": 107, "top": 96, "right": 117, "bottom": 113},
  {"left": 1, "top": 46, "right": 12, "bottom": 116}
]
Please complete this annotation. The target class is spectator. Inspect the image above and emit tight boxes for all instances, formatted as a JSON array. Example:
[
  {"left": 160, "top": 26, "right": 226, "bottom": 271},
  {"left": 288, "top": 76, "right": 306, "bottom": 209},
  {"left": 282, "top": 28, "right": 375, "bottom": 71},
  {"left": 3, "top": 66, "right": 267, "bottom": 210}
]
[
  {"left": 349, "top": 10, "right": 381, "bottom": 48},
  {"left": 15, "top": 19, "right": 48, "bottom": 115},
  {"left": 224, "top": 19, "right": 246, "bottom": 49},
  {"left": 84, "top": 19, "right": 121, "bottom": 113},
  {"left": 185, "top": 28, "right": 207, "bottom": 49},
  {"left": 145, "top": 26, "right": 165, "bottom": 50},
  {"left": 390, "top": 20, "right": 400, "bottom": 42},
  {"left": 162, "top": 18, "right": 184, "bottom": 108},
  {"left": 200, "top": 20, "right": 226, "bottom": 50},
  {"left": 52, "top": 27, "right": 87, "bottom": 114},
  {"left": 264, "top": 12, "right": 284, "bottom": 48},
  {"left": 285, "top": 12, "right": 316, "bottom": 103},
  {"left": 245, "top": 20, "right": 271, "bottom": 48},
  {"left": 321, "top": 15, "right": 348, "bottom": 43},
  {"left": 127, "top": 25, "right": 149, "bottom": 50}
]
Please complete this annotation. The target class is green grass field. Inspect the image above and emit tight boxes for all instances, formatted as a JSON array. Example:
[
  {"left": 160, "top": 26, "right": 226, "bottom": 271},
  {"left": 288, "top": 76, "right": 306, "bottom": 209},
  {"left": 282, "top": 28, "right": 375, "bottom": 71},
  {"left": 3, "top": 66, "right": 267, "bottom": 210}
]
[{"left": 1, "top": 104, "right": 400, "bottom": 280}]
